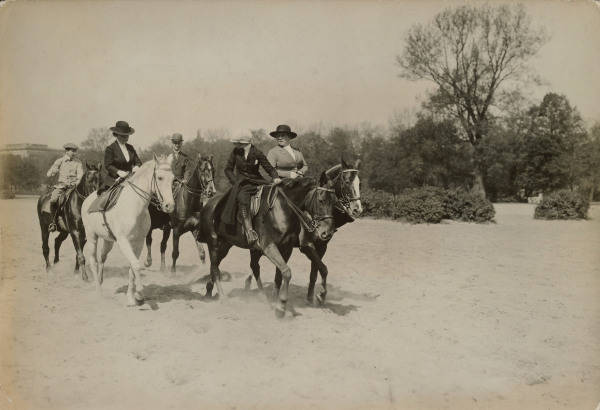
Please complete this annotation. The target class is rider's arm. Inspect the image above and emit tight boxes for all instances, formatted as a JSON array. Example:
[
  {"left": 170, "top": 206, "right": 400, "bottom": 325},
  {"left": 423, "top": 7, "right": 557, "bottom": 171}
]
[
  {"left": 256, "top": 149, "right": 278, "bottom": 180},
  {"left": 104, "top": 146, "right": 119, "bottom": 179},
  {"left": 46, "top": 158, "right": 62, "bottom": 177},
  {"left": 75, "top": 161, "right": 84, "bottom": 184},
  {"left": 296, "top": 151, "right": 308, "bottom": 176},
  {"left": 131, "top": 146, "right": 142, "bottom": 168},
  {"left": 224, "top": 151, "right": 236, "bottom": 184}
]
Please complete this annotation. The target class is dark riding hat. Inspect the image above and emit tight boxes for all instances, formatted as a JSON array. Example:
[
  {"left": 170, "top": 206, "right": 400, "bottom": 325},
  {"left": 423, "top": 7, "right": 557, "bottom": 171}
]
[
  {"left": 269, "top": 124, "right": 297, "bottom": 139},
  {"left": 171, "top": 133, "right": 184, "bottom": 143},
  {"left": 63, "top": 142, "right": 78, "bottom": 150},
  {"left": 110, "top": 120, "right": 135, "bottom": 136}
]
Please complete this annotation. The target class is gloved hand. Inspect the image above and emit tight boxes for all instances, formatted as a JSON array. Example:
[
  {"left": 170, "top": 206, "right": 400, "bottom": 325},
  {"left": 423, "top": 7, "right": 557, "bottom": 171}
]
[
  {"left": 273, "top": 178, "right": 282, "bottom": 185},
  {"left": 132, "top": 166, "right": 140, "bottom": 173},
  {"left": 289, "top": 171, "right": 298, "bottom": 179},
  {"left": 117, "top": 170, "right": 129, "bottom": 178}
]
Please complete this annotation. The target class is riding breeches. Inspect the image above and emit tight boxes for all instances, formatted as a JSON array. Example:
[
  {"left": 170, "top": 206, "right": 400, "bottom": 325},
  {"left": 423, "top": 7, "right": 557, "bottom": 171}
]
[{"left": 50, "top": 185, "right": 70, "bottom": 203}]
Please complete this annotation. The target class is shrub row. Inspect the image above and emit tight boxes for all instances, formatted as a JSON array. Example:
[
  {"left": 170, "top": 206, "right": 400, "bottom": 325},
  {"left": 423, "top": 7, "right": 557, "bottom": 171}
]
[
  {"left": 361, "top": 186, "right": 495, "bottom": 223},
  {"left": 534, "top": 189, "right": 589, "bottom": 220}
]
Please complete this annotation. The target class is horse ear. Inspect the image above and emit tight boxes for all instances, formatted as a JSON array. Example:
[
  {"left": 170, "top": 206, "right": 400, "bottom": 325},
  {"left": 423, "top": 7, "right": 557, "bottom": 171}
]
[
  {"left": 319, "top": 171, "right": 329, "bottom": 187},
  {"left": 354, "top": 159, "right": 361, "bottom": 169},
  {"left": 97, "top": 162, "right": 102, "bottom": 171},
  {"left": 341, "top": 155, "right": 350, "bottom": 169},
  {"left": 153, "top": 153, "right": 159, "bottom": 162},
  {"left": 85, "top": 161, "right": 90, "bottom": 170}
]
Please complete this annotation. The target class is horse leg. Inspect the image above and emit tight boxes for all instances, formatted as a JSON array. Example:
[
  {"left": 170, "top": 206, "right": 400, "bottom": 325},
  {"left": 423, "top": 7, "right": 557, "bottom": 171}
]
[
  {"left": 195, "top": 239, "right": 206, "bottom": 265},
  {"left": 53, "top": 231, "right": 69, "bottom": 264},
  {"left": 262, "top": 242, "right": 292, "bottom": 318},
  {"left": 97, "top": 239, "right": 114, "bottom": 286},
  {"left": 144, "top": 229, "right": 153, "bottom": 267},
  {"left": 315, "top": 243, "right": 329, "bottom": 304},
  {"left": 116, "top": 236, "right": 145, "bottom": 306},
  {"left": 247, "top": 249, "right": 263, "bottom": 291},
  {"left": 83, "top": 234, "right": 100, "bottom": 290},
  {"left": 300, "top": 243, "right": 328, "bottom": 305},
  {"left": 206, "top": 241, "right": 231, "bottom": 299},
  {"left": 160, "top": 225, "right": 170, "bottom": 272},
  {"left": 171, "top": 226, "right": 180, "bottom": 273},
  {"left": 40, "top": 223, "right": 51, "bottom": 271},
  {"left": 70, "top": 230, "right": 87, "bottom": 281}
]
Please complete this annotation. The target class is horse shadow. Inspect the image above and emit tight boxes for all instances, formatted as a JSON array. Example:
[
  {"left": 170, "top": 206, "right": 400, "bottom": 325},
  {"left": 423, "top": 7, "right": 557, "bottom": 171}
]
[
  {"left": 226, "top": 280, "right": 369, "bottom": 317},
  {"left": 115, "top": 282, "right": 209, "bottom": 310}
]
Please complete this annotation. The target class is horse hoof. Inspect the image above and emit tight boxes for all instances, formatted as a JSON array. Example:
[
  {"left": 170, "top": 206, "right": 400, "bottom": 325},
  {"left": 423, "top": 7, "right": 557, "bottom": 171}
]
[
  {"left": 134, "top": 293, "right": 145, "bottom": 306},
  {"left": 316, "top": 293, "right": 325, "bottom": 305},
  {"left": 274, "top": 306, "right": 285, "bottom": 319},
  {"left": 144, "top": 259, "right": 152, "bottom": 268},
  {"left": 244, "top": 277, "right": 252, "bottom": 291},
  {"left": 170, "top": 266, "right": 176, "bottom": 274}
]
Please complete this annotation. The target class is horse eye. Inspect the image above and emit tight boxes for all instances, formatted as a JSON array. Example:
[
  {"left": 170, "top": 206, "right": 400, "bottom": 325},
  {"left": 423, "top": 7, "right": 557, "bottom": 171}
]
[{"left": 158, "top": 177, "right": 163, "bottom": 181}]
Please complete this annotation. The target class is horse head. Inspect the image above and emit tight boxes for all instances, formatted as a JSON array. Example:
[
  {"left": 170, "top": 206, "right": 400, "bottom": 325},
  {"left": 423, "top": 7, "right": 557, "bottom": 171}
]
[
  {"left": 282, "top": 176, "right": 337, "bottom": 242},
  {"left": 83, "top": 162, "right": 103, "bottom": 195},
  {"left": 151, "top": 154, "right": 175, "bottom": 213},
  {"left": 324, "top": 157, "right": 362, "bottom": 219},
  {"left": 195, "top": 154, "right": 217, "bottom": 198}
]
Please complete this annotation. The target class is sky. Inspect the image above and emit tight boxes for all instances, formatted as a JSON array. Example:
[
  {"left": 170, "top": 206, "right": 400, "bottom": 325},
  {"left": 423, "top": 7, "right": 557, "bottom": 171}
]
[{"left": 1, "top": 0, "right": 599, "bottom": 149}]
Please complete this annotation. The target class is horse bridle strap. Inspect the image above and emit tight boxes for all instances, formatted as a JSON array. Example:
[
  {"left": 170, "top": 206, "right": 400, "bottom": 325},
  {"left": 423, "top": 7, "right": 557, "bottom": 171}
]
[
  {"left": 276, "top": 186, "right": 335, "bottom": 233},
  {"left": 126, "top": 164, "right": 168, "bottom": 210}
]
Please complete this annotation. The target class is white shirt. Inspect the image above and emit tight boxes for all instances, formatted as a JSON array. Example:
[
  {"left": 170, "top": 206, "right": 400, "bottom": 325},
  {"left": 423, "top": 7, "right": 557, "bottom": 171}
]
[
  {"left": 283, "top": 145, "right": 296, "bottom": 162},
  {"left": 243, "top": 144, "right": 251, "bottom": 160},
  {"left": 118, "top": 142, "right": 130, "bottom": 162}
]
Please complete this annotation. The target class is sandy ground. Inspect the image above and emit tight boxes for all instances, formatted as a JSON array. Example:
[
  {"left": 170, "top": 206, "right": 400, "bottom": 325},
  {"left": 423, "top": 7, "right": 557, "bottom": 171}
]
[{"left": 0, "top": 198, "right": 599, "bottom": 410}]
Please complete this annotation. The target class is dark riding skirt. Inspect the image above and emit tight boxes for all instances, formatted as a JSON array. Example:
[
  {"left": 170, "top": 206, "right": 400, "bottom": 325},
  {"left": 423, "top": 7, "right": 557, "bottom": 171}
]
[{"left": 222, "top": 177, "right": 268, "bottom": 226}]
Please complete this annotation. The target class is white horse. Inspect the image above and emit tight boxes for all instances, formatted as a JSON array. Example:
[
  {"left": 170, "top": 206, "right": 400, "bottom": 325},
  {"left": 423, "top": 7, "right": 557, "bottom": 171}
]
[{"left": 81, "top": 155, "right": 175, "bottom": 306}]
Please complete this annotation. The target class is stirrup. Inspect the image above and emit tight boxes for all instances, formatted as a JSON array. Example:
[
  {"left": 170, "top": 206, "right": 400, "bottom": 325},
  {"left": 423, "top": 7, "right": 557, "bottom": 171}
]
[{"left": 245, "top": 228, "right": 259, "bottom": 245}]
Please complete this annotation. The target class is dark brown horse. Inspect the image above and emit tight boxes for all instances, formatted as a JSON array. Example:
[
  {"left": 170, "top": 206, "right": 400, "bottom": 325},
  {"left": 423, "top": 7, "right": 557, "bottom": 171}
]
[
  {"left": 145, "top": 155, "right": 216, "bottom": 271},
  {"left": 246, "top": 158, "right": 362, "bottom": 304},
  {"left": 196, "top": 174, "right": 339, "bottom": 317},
  {"left": 37, "top": 163, "right": 102, "bottom": 279}
]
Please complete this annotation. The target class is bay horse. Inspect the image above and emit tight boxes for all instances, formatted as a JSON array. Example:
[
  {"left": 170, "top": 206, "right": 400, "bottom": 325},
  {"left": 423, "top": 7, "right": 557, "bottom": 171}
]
[
  {"left": 246, "top": 158, "right": 362, "bottom": 304},
  {"left": 37, "top": 163, "right": 102, "bottom": 279},
  {"left": 144, "top": 155, "right": 216, "bottom": 271},
  {"left": 81, "top": 155, "right": 175, "bottom": 306},
  {"left": 196, "top": 174, "right": 339, "bottom": 317}
]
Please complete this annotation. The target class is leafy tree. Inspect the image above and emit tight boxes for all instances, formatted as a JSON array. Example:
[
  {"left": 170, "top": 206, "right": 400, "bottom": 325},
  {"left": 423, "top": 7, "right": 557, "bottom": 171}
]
[
  {"left": 398, "top": 4, "right": 547, "bottom": 196},
  {"left": 516, "top": 93, "right": 587, "bottom": 194}
]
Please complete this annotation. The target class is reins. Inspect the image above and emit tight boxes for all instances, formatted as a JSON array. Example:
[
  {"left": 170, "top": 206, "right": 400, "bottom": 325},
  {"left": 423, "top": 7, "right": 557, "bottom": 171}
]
[
  {"left": 174, "top": 159, "right": 214, "bottom": 199},
  {"left": 125, "top": 163, "right": 170, "bottom": 210},
  {"left": 276, "top": 185, "right": 336, "bottom": 233}
]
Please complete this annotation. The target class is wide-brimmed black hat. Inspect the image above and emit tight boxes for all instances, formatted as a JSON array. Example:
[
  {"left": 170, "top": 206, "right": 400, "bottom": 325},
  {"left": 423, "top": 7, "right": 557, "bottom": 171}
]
[
  {"left": 110, "top": 120, "right": 135, "bottom": 136},
  {"left": 269, "top": 124, "right": 297, "bottom": 139}
]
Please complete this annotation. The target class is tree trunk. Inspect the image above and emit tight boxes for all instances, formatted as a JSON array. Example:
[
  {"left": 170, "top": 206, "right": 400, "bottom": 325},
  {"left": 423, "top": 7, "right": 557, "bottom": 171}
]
[{"left": 471, "top": 169, "right": 486, "bottom": 198}]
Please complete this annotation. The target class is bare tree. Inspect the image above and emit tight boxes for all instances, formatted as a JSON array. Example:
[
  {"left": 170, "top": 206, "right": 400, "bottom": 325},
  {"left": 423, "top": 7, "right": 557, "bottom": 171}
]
[{"left": 398, "top": 4, "right": 547, "bottom": 196}]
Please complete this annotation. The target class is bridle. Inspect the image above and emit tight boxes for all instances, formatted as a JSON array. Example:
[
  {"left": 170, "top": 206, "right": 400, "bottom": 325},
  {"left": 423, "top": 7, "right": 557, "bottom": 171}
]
[
  {"left": 73, "top": 169, "right": 100, "bottom": 201},
  {"left": 334, "top": 168, "right": 361, "bottom": 213},
  {"left": 175, "top": 159, "right": 215, "bottom": 199},
  {"left": 126, "top": 163, "right": 171, "bottom": 210},
  {"left": 276, "top": 185, "right": 337, "bottom": 233}
]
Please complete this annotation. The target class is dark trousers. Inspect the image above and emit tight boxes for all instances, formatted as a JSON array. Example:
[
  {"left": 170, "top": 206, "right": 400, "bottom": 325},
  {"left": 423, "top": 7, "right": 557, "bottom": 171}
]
[{"left": 222, "top": 180, "right": 260, "bottom": 226}]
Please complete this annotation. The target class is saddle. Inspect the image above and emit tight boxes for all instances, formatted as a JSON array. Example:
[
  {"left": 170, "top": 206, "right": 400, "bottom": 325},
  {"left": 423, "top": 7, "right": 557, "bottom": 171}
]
[
  {"left": 41, "top": 186, "right": 75, "bottom": 214},
  {"left": 88, "top": 184, "right": 125, "bottom": 213}
]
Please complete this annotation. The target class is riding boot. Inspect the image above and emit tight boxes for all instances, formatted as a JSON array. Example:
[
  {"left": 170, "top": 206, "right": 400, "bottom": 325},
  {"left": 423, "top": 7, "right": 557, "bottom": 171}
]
[
  {"left": 49, "top": 201, "right": 58, "bottom": 232},
  {"left": 240, "top": 205, "right": 258, "bottom": 246}
]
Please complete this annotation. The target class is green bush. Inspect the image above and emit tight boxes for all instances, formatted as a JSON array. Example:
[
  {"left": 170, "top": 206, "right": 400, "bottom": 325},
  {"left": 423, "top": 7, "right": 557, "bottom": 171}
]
[
  {"left": 534, "top": 190, "right": 590, "bottom": 220},
  {"left": 362, "top": 186, "right": 495, "bottom": 223}
]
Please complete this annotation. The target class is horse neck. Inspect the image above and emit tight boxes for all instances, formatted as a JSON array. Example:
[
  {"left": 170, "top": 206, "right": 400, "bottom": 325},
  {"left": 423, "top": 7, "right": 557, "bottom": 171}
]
[
  {"left": 123, "top": 164, "right": 154, "bottom": 209},
  {"left": 280, "top": 180, "right": 315, "bottom": 205},
  {"left": 185, "top": 161, "right": 203, "bottom": 189}
]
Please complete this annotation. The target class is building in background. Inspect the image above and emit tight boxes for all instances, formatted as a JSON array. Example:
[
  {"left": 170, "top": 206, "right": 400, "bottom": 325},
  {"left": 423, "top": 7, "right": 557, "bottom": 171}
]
[{"left": 0, "top": 143, "right": 63, "bottom": 158}]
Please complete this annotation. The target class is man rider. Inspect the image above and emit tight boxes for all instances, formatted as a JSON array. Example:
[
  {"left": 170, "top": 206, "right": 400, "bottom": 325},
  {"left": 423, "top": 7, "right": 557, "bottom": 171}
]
[{"left": 46, "top": 143, "right": 84, "bottom": 231}]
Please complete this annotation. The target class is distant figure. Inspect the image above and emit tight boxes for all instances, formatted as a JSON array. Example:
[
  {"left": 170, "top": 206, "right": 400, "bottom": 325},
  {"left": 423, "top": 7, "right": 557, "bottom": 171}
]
[
  {"left": 267, "top": 124, "right": 308, "bottom": 179},
  {"left": 103, "top": 120, "right": 142, "bottom": 187},
  {"left": 46, "top": 143, "right": 83, "bottom": 231},
  {"left": 222, "top": 135, "right": 281, "bottom": 246},
  {"left": 167, "top": 133, "right": 190, "bottom": 183}
]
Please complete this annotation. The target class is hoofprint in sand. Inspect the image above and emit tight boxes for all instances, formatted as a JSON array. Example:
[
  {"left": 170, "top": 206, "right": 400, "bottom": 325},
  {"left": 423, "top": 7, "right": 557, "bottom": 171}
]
[{"left": 1, "top": 198, "right": 599, "bottom": 409}]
